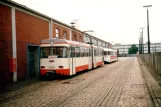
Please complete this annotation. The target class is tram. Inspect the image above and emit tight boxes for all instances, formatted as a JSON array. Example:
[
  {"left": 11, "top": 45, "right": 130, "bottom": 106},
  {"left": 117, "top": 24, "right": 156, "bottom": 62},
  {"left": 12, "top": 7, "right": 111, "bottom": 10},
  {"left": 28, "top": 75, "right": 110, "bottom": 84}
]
[
  {"left": 40, "top": 38, "right": 104, "bottom": 79},
  {"left": 103, "top": 48, "right": 118, "bottom": 63}
]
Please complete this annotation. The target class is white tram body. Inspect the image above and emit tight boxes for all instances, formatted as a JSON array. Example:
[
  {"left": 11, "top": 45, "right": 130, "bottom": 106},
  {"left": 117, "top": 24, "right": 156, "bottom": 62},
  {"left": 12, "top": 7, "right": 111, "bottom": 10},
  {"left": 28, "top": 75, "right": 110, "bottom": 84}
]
[
  {"left": 40, "top": 38, "right": 104, "bottom": 77},
  {"left": 103, "top": 48, "right": 118, "bottom": 63}
]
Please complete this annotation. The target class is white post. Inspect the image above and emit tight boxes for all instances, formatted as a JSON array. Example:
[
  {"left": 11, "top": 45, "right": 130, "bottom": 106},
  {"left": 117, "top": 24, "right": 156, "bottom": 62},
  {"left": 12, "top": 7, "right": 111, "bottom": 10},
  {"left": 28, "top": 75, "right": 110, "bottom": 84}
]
[
  {"left": 49, "top": 20, "right": 53, "bottom": 39},
  {"left": 69, "top": 29, "right": 72, "bottom": 40},
  {"left": 11, "top": 7, "right": 17, "bottom": 82}
]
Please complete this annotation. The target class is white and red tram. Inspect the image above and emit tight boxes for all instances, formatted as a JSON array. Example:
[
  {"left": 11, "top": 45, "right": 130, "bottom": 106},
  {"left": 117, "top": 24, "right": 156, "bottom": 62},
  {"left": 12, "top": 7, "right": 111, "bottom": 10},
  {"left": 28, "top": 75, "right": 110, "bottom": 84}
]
[
  {"left": 40, "top": 38, "right": 104, "bottom": 78},
  {"left": 103, "top": 48, "right": 118, "bottom": 63}
]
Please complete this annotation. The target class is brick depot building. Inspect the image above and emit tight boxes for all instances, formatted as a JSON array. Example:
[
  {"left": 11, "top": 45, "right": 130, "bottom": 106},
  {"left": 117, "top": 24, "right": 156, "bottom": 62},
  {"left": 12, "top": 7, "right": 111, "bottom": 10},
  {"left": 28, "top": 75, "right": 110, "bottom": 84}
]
[{"left": 0, "top": 0, "right": 112, "bottom": 87}]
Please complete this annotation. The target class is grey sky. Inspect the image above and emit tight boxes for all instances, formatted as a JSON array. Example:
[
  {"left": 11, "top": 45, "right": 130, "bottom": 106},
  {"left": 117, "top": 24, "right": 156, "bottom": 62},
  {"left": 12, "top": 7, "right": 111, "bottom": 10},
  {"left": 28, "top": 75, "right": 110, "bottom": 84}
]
[{"left": 13, "top": 0, "right": 161, "bottom": 44}]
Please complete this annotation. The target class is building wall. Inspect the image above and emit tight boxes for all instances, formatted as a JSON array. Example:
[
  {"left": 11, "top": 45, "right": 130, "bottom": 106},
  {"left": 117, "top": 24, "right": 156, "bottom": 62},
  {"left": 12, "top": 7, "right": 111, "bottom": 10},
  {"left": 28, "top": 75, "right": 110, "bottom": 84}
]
[
  {"left": 72, "top": 31, "right": 83, "bottom": 42},
  {"left": 0, "top": 4, "right": 12, "bottom": 86},
  {"left": 52, "top": 23, "right": 70, "bottom": 39},
  {"left": 108, "top": 42, "right": 112, "bottom": 48},
  {"left": 0, "top": 1, "right": 109, "bottom": 86},
  {"left": 15, "top": 10, "right": 49, "bottom": 80}
]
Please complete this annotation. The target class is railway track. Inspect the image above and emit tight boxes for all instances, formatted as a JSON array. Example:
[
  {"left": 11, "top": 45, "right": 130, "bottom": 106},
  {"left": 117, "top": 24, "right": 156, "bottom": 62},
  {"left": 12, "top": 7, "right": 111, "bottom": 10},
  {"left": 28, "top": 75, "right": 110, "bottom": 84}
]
[
  {"left": 0, "top": 58, "right": 129, "bottom": 107},
  {"left": 43, "top": 58, "right": 131, "bottom": 107},
  {"left": 0, "top": 80, "right": 61, "bottom": 103},
  {"left": 95, "top": 64, "right": 130, "bottom": 107}
]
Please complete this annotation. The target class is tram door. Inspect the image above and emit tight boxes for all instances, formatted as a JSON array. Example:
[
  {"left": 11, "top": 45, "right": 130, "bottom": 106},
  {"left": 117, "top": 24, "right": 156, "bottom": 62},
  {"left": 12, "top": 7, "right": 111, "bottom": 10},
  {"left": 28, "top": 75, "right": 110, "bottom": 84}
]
[
  {"left": 70, "top": 46, "right": 76, "bottom": 75},
  {"left": 93, "top": 48, "right": 97, "bottom": 68},
  {"left": 88, "top": 48, "right": 92, "bottom": 69}
]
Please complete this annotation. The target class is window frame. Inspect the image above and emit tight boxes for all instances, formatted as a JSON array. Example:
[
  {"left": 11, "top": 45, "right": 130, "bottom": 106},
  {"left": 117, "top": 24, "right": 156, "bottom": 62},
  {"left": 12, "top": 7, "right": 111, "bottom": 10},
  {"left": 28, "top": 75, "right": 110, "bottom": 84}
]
[
  {"left": 55, "top": 28, "right": 60, "bottom": 38},
  {"left": 63, "top": 31, "right": 67, "bottom": 39}
]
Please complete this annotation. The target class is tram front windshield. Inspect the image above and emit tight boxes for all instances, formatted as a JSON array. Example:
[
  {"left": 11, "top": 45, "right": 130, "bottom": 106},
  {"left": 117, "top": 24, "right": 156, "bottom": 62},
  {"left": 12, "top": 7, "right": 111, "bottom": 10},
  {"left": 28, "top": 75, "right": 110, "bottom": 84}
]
[{"left": 40, "top": 47, "right": 68, "bottom": 58}]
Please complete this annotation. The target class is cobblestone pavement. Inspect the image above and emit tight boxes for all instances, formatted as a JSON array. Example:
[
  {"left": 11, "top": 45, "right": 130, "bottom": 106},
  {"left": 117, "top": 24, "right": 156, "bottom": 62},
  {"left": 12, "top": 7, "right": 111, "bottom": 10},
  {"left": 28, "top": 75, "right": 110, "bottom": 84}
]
[{"left": 0, "top": 58, "right": 154, "bottom": 107}]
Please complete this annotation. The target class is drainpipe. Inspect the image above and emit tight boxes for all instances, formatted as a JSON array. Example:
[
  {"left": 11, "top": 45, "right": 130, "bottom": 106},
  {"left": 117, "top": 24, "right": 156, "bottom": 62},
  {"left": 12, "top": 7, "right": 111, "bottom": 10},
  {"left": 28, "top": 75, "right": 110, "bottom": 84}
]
[
  {"left": 49, "top": 20, "right": 53, "bottom": 39},
  {"left": 11, "top": 7, "right": 17, "bottom": 82}
]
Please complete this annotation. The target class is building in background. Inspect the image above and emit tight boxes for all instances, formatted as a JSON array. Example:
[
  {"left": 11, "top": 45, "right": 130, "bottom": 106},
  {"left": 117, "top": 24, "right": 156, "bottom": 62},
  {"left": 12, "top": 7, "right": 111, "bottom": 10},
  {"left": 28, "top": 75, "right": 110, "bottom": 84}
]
[{"left": 113, "top": 43, "right": 161, "bottom": 57}]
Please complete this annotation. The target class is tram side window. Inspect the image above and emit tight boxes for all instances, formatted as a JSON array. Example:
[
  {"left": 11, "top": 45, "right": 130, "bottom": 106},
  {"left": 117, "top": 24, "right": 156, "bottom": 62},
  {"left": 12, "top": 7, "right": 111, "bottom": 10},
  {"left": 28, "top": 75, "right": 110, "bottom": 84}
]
[
  {"left": 94, "top": 49, "right": 98, "bottom": 56},
  {"left": 108, "top": 51, "right": 110, "bottom": 55},
  {"left": 104, "top": 51, "right": 108, "bottom": 55},
  {"left": 84, "top": 48, "right": 88, "bottom": 57},
  {"left": 112, "top": 52, "right": 114, "bottom": 55},
  {"left": 100, "top": 49, "right": 103, "bottom": 56},
  {"left": 89, "top": 49, "right": 92, "bottom": 56},
  {"left": 80, "top": 47, "right": 85, "bottom": 57},
  {"left": 98, "top": 49, "right": 102, "bottom": 56},
  {"left": 75, "top": 47, "right": 80, "bottom": 57},
  {"left": 98, "top": 49, "right": 100, "bottom": 56},
  {"left": 97, "top": 49, "right": 99, "bottom": 56},
  {"left": 114, "top": 52, "right": 116, "bottom": 55},
  {"left": 109, "top": 51, "right": 113, "bottom": 55},
  {"left": 94, "top": 49, "right": 97, "bottom": 56},
  {"left": 70, "top": 47, "right": 75, "bottom": 57}
]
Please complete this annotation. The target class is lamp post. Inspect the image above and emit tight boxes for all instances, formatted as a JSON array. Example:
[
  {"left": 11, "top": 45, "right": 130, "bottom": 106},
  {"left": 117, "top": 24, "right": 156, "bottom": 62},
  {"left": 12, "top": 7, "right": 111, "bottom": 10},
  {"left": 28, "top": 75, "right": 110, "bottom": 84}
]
[
  {"left": 140, "top": 28, "right": 144, "bottom": 53},
  {"left": 139, "top": 35, "right": 142, "bottom": 54},
  {"left": 140, "top": 27, "right": 145, "bottom": 54},
  {"left": 143, "top": 5, "right": 152, "bottom": 54},
  {"left": 139, "top": 32, "right": 142, "bottom": 54},
  {"left": 70, "top": 22, "right": 75, "bottom": 28},
  {"left": 83, "top": 30, "right": 94, "bottom": 43}
]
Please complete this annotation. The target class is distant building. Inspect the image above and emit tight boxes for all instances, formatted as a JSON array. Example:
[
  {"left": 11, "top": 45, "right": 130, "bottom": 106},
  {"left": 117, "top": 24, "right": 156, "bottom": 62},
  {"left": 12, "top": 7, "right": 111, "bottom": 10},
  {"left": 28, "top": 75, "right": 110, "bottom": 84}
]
[
  {"left": 113, "top": 43, "right": 161, "bottom": 57},
  {"left": 115, "top": 43, "right": 121, "bottom": 46}
]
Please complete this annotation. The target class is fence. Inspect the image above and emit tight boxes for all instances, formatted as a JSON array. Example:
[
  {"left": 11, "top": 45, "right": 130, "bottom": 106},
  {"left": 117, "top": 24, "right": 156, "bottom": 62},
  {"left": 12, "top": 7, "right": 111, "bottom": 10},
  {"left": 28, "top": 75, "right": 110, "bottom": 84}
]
[{"left": 139, "top": 52, "right": 161, "bottom": 76}]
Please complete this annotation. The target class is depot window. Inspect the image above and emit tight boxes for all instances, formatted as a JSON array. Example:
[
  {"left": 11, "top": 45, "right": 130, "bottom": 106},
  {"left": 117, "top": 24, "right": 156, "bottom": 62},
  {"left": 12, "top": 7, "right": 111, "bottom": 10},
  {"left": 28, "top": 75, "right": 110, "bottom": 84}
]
[
  {"left": 63, "top": 31, "right": 67, "bottom": 39},
  {"left": 55, "top": 28, "right": 60, "bottom": 38},
  {"left": 74, "top": 35, "right": 77, "bottom": 41}
]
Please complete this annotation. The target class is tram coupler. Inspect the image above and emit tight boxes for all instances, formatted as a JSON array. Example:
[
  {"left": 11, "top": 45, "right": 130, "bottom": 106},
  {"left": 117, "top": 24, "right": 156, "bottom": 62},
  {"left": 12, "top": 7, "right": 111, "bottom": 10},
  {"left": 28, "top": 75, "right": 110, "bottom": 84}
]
[{"left": 45, "top": 71, "right": 56, "bottom": 80}]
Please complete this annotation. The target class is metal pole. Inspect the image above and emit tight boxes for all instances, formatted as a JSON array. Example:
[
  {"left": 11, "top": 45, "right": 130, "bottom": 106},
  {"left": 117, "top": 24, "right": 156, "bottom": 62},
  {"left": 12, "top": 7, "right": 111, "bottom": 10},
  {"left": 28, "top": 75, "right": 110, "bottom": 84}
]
[
  {"left": 142, "top": 29, "right": 144, "bottom": 54},
  {"left": 143, "top": 5, "right": 152, "bottom": 54},
  {"left": 147, "top": 8, "right": 150, "bottom": 54},
  {"left": 139, "top": 37, "right": 141, "bottom": 54}
]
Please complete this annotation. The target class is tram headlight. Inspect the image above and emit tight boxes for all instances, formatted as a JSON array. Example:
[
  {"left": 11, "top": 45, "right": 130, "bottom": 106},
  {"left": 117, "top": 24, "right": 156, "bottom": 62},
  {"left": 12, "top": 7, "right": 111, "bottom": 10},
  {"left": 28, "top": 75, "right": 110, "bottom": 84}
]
[
  {"left": 41, "top": 66, "right": 45, "bottom": 68},
  {"left": 59, "top": 66, "right": 64, "bottom": 68}
]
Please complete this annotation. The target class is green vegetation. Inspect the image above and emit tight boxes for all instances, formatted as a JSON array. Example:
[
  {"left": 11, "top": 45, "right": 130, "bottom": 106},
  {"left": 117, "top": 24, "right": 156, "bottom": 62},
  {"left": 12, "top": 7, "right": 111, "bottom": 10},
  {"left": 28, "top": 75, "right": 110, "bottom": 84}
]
[{"left": 128, "top": 44, "right": 138, "bottom": 54}]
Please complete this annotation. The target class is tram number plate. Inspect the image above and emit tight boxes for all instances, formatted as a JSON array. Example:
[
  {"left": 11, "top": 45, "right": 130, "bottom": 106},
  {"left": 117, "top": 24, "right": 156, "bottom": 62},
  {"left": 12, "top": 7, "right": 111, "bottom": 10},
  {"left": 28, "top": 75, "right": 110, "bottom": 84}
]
[{"left": 47, "top": 70, "right": 56, "bottom": 73}]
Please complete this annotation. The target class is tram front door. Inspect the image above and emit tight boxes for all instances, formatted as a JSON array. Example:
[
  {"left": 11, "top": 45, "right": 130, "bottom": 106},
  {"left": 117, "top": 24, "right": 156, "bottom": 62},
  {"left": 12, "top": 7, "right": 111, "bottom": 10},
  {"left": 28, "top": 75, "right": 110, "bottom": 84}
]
[{"left": 70, "top": 46, "right": 76, "bottom": 75}]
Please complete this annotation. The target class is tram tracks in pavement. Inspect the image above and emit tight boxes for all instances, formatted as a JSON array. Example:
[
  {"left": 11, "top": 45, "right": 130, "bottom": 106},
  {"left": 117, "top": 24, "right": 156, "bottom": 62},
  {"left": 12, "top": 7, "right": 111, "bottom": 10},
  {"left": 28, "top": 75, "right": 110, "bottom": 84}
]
[
  {"left": 0, "top": 80, "right": 61, "bottom": 103},
  {"left": 0, "top": 58, "right": 128, "bottom": 106},
  {"left": 42, "top": 59, "right": 132, "bottom": 107},
  {"left": 95, "top": 63, "right": 131, "bottom": 107}
]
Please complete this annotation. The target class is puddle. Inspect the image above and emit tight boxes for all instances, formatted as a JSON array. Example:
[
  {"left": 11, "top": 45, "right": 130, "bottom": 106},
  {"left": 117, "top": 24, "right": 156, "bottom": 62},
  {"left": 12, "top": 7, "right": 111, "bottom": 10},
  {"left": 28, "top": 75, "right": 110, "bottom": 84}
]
[{"left": 62, "top": 78, "right": 85, "bottom": 84}]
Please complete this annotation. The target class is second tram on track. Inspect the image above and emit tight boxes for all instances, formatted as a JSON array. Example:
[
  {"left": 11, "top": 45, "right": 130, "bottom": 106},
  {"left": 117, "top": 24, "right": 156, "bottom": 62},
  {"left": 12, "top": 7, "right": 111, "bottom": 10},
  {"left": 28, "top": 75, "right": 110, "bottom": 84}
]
[
  {"left": 40, "top": 38, "right": 104, "bottom": 78},
  {"left": 103, "top": 48, "right": 118, "bottom": 63}
]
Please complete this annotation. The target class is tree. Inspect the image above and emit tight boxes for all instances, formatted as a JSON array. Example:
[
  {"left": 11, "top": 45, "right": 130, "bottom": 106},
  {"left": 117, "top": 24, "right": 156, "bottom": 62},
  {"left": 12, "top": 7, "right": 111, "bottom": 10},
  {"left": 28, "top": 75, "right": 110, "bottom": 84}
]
[{"left": 128, "top": 44, "right": 138, "bottom": 54}]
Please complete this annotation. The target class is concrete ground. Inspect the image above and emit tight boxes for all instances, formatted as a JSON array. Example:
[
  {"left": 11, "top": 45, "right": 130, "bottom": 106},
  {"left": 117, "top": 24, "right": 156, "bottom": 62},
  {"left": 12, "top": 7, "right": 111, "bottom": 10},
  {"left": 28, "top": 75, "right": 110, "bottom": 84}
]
[{"left": 0, "top": 57, "right": 158, "bottom": 107}]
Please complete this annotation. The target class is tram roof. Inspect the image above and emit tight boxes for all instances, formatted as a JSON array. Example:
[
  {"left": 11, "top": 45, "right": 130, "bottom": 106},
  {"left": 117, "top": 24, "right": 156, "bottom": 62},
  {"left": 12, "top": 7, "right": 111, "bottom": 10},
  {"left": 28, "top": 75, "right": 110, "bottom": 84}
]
[
  {"left": 41, "top": 38, "right": 91, "bottom": 47},
  {"left": 103, "top": 48, "right": 113, "bottom": 51}
]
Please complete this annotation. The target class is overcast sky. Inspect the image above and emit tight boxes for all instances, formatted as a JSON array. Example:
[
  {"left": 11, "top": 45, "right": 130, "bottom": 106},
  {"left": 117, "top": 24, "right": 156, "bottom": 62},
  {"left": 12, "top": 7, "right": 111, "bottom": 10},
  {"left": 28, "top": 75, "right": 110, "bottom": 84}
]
[{"left": 13, "top": 0, "right": 161, "bottom": 44}]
